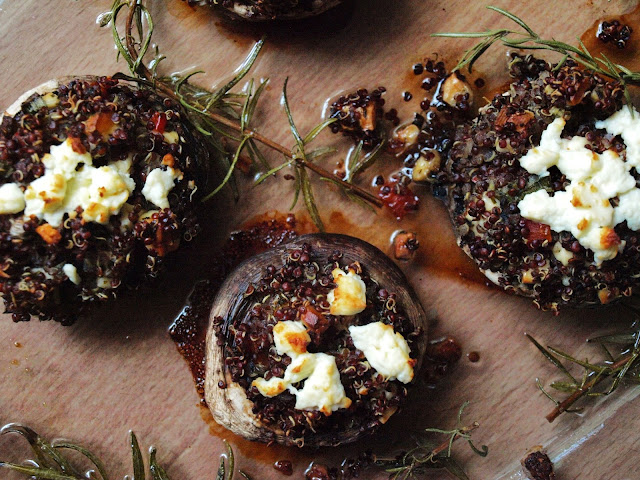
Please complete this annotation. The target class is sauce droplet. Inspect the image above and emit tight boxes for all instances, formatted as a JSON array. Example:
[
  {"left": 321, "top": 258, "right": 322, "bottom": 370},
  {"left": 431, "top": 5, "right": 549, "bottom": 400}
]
[
  {"left": 273, "top": 460, "right": 294, "bottom": 476},
  {"left": 580, "top": 5, "right": 640, "bottom": 73},
  {"left": 467, "top": 351, "right": 480, "bottom": 363},
  {"left": 14, "top": 342, "right": 22, "bottom": 348},
  {"left": 422, "top": 336, "right": 462, "bottom": 386}
]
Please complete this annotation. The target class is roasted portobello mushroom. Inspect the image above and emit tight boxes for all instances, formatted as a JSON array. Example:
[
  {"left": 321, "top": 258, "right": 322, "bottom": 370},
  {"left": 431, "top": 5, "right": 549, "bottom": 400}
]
[
  {"left": 205, "top": 234, "right": 427, "bottom": 447},
  {"left": 440, "top": 54, "right": 640, "bottom": 311},
  {"left": 0, "top": 76, "right": 209, "bottom": 323},
  {"left": 183, "top": 0, "right": 343, "bottom": 21}
]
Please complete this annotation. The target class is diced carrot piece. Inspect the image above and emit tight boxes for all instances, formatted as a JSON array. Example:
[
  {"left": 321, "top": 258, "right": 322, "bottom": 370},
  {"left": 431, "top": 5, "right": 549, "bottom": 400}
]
[{"left": 36, "top": 224, "right": 62, "bottom": 245}]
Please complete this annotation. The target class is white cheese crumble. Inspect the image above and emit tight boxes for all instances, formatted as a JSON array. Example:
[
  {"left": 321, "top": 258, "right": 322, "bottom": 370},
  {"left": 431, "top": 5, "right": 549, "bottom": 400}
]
[
  {"left": 142, "top": 167, "right": 183, "bottom": 209},
  {"left": 252, "top": 353, "right": 315, "bottom": 398},
  {"left": 292, "top": 353, "right": 351, "bottom": 414},
  {"left": 163, "top": 131, "right": 180, "bottom": 144},
  {"left": 517, "top": 116, "right": 640, "bottom": 264},
  {"left": 62, "top": 263, "right": 81, "bottom": 285},
  {"left": 273, "top": 320, "right": 311, "bottom": 357},
  {"left": 595, "top": 106, "right": 640, "bottom": 168},
  {"left": 326, "top": 267, "right": 367, "bottom": 316},
  {"left": 552, "top": 242, "right": 574, "bottom": 267},
  {"left": 0, "top": 183, "right": 26, "bottom": 214},
  {"left": 252, "top": 320, "right": 351, "bottom": 415},
  {"left": 22, "top": 139, "right": 135, "bottom": 227},
  {"left": 348, "top": 322, "right": 414, "bottom": 384}
]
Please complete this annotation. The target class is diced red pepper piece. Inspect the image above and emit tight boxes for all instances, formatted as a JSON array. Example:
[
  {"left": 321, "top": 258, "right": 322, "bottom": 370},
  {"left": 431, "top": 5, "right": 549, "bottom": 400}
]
[
  {"left": 85, "top": 112, "right": 115, "bottom": 136},
  {"left": 378, "top": 179, "right": 420, "bottom": 220},
  {"left": 151, "top": 111, "right": 167, "bottom": 133}
]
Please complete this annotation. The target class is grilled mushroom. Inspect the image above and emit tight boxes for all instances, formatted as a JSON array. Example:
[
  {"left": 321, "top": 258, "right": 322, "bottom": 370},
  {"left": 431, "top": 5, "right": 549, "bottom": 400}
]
[
  {"left": 0, "top": 76, "right": 209, "bottom": 323},
  {"left": 204, "top": 234, "right": 428, "bottom": 447},
  {"left": 185, "top": 0, "right": 343, "bottom": 21},
  {"left": 441, "top": 54, "right": 640, "bottom": 311}
]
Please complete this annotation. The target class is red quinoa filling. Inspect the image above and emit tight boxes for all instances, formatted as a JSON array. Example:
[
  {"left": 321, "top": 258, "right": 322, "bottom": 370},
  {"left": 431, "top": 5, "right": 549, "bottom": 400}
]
[
  {"left": 0, "top": 76, "right": 205, "bottom": 323},
  {"left": 439, "top": 54, "right": 640, "bottom": 311}
]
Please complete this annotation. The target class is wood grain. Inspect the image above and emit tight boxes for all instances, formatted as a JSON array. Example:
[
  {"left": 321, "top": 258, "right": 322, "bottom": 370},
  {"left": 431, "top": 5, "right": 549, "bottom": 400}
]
[{"left": 1, "top": 1, "right": 640, "bottom": 479}]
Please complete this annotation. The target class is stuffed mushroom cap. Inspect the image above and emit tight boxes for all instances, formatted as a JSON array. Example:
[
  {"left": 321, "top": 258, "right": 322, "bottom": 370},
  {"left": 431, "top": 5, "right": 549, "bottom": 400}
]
[
  {"left": 441, "top": 54, "right": 640, "bottom": 312},
  {"left": 0, "top": 75, "right": 209, "bottom": 323},
  {"left": 185, "top": 0, "right": 343, "bottom": 21}
]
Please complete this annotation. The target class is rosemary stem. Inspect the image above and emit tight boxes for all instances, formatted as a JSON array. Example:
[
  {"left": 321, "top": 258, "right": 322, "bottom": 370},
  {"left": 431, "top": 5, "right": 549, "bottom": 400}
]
[
  {"left": 123, "top": 2, "right": 382, "bottom": 209},
  {"left": 545, "top": 353, "right": 634, "bottom": 422},
  {"left": 431, "top": 423, "right": 480, "bottom": 457},
  {"left": 298, "top": 159, "right": 384, "bottom": 207},
  {"left": 200, "top": 110, "right": 383, "bottom": 207}
]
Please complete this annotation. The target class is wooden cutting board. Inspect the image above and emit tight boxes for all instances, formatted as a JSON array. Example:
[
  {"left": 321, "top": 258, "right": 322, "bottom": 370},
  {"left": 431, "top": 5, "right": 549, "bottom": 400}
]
[{"left": 1, "top": 1, "right": 640, "bottom": 478}]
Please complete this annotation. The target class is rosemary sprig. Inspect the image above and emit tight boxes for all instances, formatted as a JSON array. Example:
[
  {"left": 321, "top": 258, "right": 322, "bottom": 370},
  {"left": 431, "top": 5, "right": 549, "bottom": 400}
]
[
  {"left": 374, "top": 402, "right": 488, "bottom": 480},
  {"left": 0, "top": 423, "right": 251, "bottom": 480},
  {"left": 0, "top": 424, "right": 250, "bottom": 480},
  {"left": 433, "top": 6, "right": 640, "bottom": 106},
  {"left": 527, "top": 319, "right": 640, "bottom": 422},
  {"left": 103, "top": 0, "right": 383, "bottom": 230}
]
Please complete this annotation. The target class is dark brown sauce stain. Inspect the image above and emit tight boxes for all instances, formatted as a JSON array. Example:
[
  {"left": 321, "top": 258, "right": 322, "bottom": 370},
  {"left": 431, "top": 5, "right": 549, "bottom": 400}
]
[
  {"left": 422, "top": 336, "right": 463, "bottom": 386},
  {"left": 467, "top": 351, "right": 480, "bottom": 363},
  {"left": 169, "top": 212, "right": 305, "bottom": 406},
  {"left": 170, "top": 213, "right": 315, "bottom": 462},
  {"left": 198, "top": 405, "right": 306, "bottom": 465},
  {"left": 165, "top": 0, "right": 199, "bottom": 20},
  {"left": 580, "top": 4, "right": 640, "bottom": 74},
  {"left": 326, "top": 206, "right": 486, "bottom": 284},
  {"left": 14, "top": 342, "right": 22, "bottom": 348}
]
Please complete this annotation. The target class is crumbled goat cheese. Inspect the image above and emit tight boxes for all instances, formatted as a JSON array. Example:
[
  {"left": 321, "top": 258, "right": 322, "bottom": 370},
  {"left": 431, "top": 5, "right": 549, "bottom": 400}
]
[
  {"left": 273, "top": 320, "right": 311, "bottom": 357},
  {"left": 291, "top": 353, "right": 352, "bottom": 414},
  {"left": 252, "top": 320, "right": 351, "bottom": 414},
  {"left": 163, "top": 131, "right": 180, "bottom": 145},
  {"left": 141, "top": 167, "right": 183, "bottom": 209},
  {"left": 552, "top": 242, "right": 574, "bottom": 267},
  {"left": 0, "top": 183, "right": 26, "bottom": 214},
  {"left": 348, "top": 322, "right": 414, "bottom": 384},
  {"left": 327, "top": 267, "right": 367, "bottom": 316},
  {"left": 62, "top": 263, "right": 81, "bottom": 285},
  {"left": 517, "top": 115, "right": 640, "bottom": 264},
  {"left": 23, "top": 139, "right": 135, "bottom": 227},
  {"left": 595, "top": 106, "right": 640, "bottom": 168}
]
